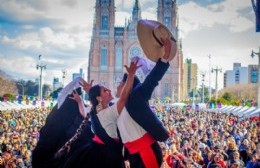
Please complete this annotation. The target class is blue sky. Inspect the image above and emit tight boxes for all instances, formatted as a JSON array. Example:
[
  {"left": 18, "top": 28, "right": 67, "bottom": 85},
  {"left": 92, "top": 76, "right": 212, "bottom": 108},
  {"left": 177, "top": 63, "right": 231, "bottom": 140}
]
[{"left": 0, "top": 0, "right": 259, "bottom": 90}]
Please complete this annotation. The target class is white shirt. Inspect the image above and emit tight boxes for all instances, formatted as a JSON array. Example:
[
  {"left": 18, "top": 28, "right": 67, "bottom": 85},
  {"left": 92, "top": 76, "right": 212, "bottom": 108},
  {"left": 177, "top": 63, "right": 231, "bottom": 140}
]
[
  {"left": 117, "top": 107, "right": 147, "bottom": 143},
  {"left": 96, "top": 104, "right": 119, "bottom": 139}
]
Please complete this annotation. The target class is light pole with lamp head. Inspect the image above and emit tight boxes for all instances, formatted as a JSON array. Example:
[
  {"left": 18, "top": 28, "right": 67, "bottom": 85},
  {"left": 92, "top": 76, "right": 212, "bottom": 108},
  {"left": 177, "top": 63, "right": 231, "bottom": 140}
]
[
  {"left": 251, "top": 47, "right": 260, "bottom": 107},
  {"left": 208, "top": 54, "right": 212, "bottom": 101},
  {"left": 36, "top": 55, "right": 46, "bottom": 101},
  {"left": 62, "top": 69, "right": 67, "bottom": 87},
  {"left": 191, "top": 77, "right": 196, "bottom": 108},
  {"left": 212, "top": 66, "right": 222, "bottom": 106},
  {"left": 201, "top": 72, "right": 206, "bottom": 103},
  {"left": 251, "top": 47, "right": 260, "bottom": 65}
]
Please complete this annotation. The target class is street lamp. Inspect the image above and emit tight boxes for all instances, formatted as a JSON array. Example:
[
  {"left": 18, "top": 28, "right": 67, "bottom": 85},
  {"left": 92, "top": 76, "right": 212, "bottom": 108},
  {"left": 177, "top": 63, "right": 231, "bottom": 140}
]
[
  {"left": 62, "top": 69, "right": 67, "bottom": 87},
  {"left": 208, "top": 54, "right": 212, "bottom": 100},
  {"left": 212, "top": 66, "right": 222, "bottom": 105},
  {"left": 251, "top": 47, "right": 260, "bottom": 65},
  {"left": 201, "top": 72, "right": 206, "bottom": 103},
  {"left": 191, "top": 77, "right": 196, "bottom": 108},
  {"left": 36, "top": 55, "right": 46, "bottom": 101},
  {"left": 251, "top": 47, "right": 260, "bottom": 107}
]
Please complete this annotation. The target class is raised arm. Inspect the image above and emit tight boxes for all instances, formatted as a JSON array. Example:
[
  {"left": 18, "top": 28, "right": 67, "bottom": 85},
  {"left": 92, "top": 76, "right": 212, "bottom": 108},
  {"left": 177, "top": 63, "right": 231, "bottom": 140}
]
[
  {"left": 80, "top": 79, "right": 94, "bottom": 93},
  {"left": 117, "top": 60, "right": 141, "bottom": 113},
  {"left": 140, "top": 38, "right": 172, "bottom": 100},
  {"left": 69, "top": 90, "right": 86, "bottom": 118}
]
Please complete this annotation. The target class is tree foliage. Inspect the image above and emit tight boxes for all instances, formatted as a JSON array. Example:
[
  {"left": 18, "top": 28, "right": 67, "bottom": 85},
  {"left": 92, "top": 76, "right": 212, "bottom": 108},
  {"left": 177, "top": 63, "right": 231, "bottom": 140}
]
[
  {"left": 0, "top": 70, "right": 18, "bottom": 97},
  {"left": 218, "top": 84, "right": 257, "bottom": 101},
  {"left": 222, "top": 92, "right": 233, "bottom": 102}
]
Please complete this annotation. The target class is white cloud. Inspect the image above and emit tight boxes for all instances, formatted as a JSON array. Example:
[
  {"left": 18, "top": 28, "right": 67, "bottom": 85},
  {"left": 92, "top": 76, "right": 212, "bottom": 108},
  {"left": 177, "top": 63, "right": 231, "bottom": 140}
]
[
  {"left": 179, "top": 0, "right": 254, "bottom": 38},
  {"left": 141, "top": 11, "right": 157, "bottom": 20},
  {"left": 115, "top": 0, "right": 123, "bottom": 7},
  {"left": 229, "top": 16, "right": 254, "bottom": 32},
  {"left": 2, "top": 34, "right": 43, "bottom": 49},
  {"left": 122, "top": 0, "right": 133, "bottom": 9},
  {"left": 61, "top": 0, "right": 78, "bottom": 8},
  {"left": 0, "top": 54, "right": 38, "bottom": 77},
  {"left": 115, "top": 11, "right": 131, "bottom": 26},
  {"left": 22, "top": 25, "right": 35, "bottom": 30},
  {"left": 1, "top": 26, "right": 89, "bottom": 51},
  {"left": 1, "top": 0, "right": 44, "bottom": 21}
]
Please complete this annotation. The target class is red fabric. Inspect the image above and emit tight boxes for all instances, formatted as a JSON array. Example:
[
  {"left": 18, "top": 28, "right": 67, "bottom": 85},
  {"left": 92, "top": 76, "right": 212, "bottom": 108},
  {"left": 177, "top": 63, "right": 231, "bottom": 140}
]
[
  {"left": 166, "top": 155, "right": 173, "bottom": 167},
  {"left": 250, "top": 116, "right": 260, "bottom": 122},
  {"left": 93, "top": 135, "right": 104, "bottom": 144},
  {"left": 92, "top": 135, "right": 119, "bottom": 144},
  {"left": 219, "top": 160, "right": 226, "bottom": 168},
  {"left": 125, "top": 133, "right": 158, "bottom": 168},
  {"left": 166, "top": 154, "right": 185, "bottom": 167}
]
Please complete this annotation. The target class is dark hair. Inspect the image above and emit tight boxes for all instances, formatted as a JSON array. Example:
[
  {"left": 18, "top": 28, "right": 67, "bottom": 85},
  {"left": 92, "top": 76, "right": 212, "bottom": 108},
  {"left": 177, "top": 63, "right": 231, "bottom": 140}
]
[
  {"left": 122, "top": 73, "right": 140, "bottom": 88},
  {"left": 89, "top": 85, "right": 101, "bottom": 107}
]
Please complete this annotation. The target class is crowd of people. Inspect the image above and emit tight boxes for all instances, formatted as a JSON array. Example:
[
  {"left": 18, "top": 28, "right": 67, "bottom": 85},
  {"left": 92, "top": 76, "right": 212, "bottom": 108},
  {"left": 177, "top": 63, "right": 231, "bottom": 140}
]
[
  {"left": 0, "top": 104, "right": 259, "bottom": 167},
  {"left": 154, "top": 105, "right": 260, "bottom": 168},
  {"left": 0, "top": 107, "right": 50, "bottom": 167}
]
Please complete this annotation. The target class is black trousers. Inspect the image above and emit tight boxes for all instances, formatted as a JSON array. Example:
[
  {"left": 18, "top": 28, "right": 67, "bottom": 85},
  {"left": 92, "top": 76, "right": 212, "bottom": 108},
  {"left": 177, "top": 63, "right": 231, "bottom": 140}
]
[
  {"left": 128, "top": 141, "right": 163, "bottom": 168},
  {"left": 63, "top": 141, "right": 125, "bottom": 168}
]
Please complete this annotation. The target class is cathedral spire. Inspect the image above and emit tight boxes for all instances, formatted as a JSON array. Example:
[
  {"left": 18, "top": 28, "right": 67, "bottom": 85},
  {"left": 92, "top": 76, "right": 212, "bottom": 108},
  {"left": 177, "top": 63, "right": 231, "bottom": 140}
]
[{"left": 132, "top": 0, "right": 141, "bottom": 21}]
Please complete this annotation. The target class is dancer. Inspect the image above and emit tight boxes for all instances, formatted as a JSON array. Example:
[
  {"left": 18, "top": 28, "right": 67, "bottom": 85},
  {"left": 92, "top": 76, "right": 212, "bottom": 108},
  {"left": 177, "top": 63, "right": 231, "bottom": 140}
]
[
  {"left": 116, "top": 19, "right": 178, "bottom": 168},
  {"left": 32, "top": 77, "right": 94, "bottom": 168},
  {"left": 63, "top": 60, "right": 140, "bottom": 168}
]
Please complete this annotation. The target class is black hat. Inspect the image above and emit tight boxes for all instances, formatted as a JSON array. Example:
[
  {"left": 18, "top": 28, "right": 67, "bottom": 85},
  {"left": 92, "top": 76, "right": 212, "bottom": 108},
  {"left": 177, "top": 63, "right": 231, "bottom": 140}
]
[{"left": 89, "top": 85, "right": 101, "bottom": 107}]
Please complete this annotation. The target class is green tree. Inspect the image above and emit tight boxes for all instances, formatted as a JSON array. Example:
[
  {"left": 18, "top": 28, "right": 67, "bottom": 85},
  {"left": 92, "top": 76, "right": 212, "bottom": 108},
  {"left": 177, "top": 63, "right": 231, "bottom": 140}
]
[
  {"left": 3, "top": 93, "right": 15, "bottom": 101},
  {"left": 222, "top": 92, "right": 233, "bottom": 102},
  {"left": 197, "top": 85, "right": 209, "bottom": 103},
  {"left": 25, "top": 80, "right": 38, "bottom": 96},
  {"left": 217, "top": 97, "right": 229, "bottom": 105}
]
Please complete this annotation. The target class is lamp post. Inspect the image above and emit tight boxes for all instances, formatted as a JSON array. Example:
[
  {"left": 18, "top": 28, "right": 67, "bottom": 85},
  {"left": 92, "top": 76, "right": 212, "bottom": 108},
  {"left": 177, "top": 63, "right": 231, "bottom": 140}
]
[
  {"left": 62, "top": 69, "right": 67, "bottom": 87},
  {"left": 208, "top": 54, "right": 212, "bottom": 101},
  {"left": 201, "top": 72, "right": 206, "bottom": 103},
  {"left": 212, "top": 66, "right": 222, "bottom": 105},
  {"left": 191, "top": 77, "right": 196, "bottom": 108},
  {"left": 36, "top": 55, "right": 46, "bottom": 101},
  {"left": 251, "top": 47, "right": 260, "bottom": 65},
  {"left": 251, "top": 47, "right": 260, "bottom": 107}
]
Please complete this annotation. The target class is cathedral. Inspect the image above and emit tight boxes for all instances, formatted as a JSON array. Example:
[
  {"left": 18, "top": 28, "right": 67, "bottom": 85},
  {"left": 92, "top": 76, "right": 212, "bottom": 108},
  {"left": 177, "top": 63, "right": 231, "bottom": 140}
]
[{"left": 88, "top": 0, "right": 184, "bottom": 101}]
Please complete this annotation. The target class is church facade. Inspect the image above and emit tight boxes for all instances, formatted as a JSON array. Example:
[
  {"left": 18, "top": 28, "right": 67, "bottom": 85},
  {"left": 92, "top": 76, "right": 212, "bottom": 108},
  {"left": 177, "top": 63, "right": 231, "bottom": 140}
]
[{"left": 88, "top": 0, "right": 184, "bottom": 101}]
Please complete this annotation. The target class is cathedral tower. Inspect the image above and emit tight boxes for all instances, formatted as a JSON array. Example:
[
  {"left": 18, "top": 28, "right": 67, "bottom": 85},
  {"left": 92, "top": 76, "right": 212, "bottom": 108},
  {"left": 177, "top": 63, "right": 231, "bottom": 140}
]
[
  {"left": 89, "top": 0, "right": 116, "bottom": 90},
  {"left": 88, "top": 0, "right": 183, "bottom": 101},
  {"left": 157, "top": 0, "right": 184, "bottom": 101}
]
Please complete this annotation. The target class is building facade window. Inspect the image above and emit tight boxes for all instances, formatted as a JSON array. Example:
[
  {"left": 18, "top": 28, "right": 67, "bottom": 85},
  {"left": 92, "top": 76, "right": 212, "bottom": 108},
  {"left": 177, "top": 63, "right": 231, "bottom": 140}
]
[
  {"left": 165, "top": 0, "right": 171, "bottom": 6},
  {"left": 187, "top": 64, "right": 191, "bottom": 91},
  {"left": 101, "top": 15, "right": 108, "bottom": 30},
  {"left": 251, "top": 70, "right": 258, "bottom": 83},
  {"left": 164, "top": 17, "right": 171, "bottom": 28},
  {"left": 115, "top": 47, "right": 122, "bottom": 71},
  {"left": 129, "top": 45, "right": 142, "bottom": 60},
  {"left": 100, "top": 48, "right": 108, "bottom": 70},
  {"left": 235, "top": 70, "right": 240, "bottom": 84}
]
